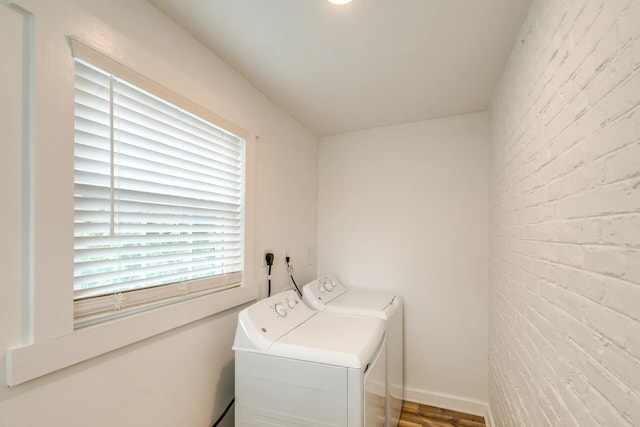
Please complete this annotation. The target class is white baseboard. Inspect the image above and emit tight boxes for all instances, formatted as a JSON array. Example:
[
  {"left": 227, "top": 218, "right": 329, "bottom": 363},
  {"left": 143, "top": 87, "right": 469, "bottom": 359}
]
[{"left": 404, "top": 386, "right": 493, "bottom": 425}]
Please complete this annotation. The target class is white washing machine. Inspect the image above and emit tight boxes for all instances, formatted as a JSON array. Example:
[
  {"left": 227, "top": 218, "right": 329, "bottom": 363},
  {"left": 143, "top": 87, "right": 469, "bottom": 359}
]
[
  {"left": 233, "top": 290, "right": 387, "bottom": 426},
  {"left": 302, "top": 276, "right": 403, "bottom": 427}
]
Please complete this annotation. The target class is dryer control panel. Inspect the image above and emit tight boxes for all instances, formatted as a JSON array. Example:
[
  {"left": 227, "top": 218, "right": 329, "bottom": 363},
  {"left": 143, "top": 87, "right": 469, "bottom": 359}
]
[
  {"left": 233, "top": 290, "right": 315, "bottom": 352},
  {"left": 301, "top": 275, "right": 348, "bottom": 310}
]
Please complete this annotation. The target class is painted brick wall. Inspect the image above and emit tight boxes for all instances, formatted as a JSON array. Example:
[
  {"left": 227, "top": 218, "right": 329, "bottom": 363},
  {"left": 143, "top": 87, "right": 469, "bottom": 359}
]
[{"left": 489, "top": 0, "right": 640, "bottom": 426}]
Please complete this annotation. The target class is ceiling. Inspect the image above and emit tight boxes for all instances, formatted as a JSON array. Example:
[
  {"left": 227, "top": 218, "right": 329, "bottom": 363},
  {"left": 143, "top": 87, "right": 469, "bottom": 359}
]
[{"left": 149, "top": 0, "right": 531, "bottom": 136}]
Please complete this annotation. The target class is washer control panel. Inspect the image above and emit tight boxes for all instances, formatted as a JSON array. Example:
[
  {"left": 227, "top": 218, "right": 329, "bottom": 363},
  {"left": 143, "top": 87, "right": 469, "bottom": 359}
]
[
  {"left": 271, "top": 293, "right": 300, "bottom": 318},
  {"left": 302, "top": 275, "right": 348, "bottom": 309},
  {"left": 235, "top": 290, "right": 315, "bottom": 351}
]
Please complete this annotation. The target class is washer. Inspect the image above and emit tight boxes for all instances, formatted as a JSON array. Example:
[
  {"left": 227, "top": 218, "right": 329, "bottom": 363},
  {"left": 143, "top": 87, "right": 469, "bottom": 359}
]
[
  {"left": 233, "top": 290, "right": 387, "bottom": 426},
  {"left": 302, "top": 276, "right": 403, "bottom": 427}
]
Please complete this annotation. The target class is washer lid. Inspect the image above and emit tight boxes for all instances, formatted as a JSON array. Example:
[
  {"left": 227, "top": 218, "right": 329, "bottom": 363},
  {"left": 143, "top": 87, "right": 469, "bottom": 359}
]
[
  {"left": 272, "top": 311, "right": 385, "bottom": 369},
  {"left": 233, "top": 290, "right": 385, "bottom": 369}
]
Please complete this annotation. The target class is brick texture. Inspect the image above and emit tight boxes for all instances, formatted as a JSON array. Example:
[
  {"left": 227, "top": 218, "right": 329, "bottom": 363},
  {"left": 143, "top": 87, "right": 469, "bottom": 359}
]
[{"left": 489, "top": 1, "right": 640, "bottom": 426}]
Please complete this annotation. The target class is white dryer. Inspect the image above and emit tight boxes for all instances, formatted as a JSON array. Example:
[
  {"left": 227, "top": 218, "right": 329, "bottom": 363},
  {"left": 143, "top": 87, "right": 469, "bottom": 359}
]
[
  {"left": 233, "top": 290, "right": 387, "bottom": 426},
  {"left": 302, "top": 276, "right": 403, "bottom": 427}
]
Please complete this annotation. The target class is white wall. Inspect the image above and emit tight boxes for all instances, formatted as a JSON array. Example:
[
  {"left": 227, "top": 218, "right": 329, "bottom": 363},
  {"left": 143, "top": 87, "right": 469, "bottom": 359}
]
[
  {"left": 489, "top": 0, "right": 640, "bottom": 426},
  {"left": 318, "top": 112, "right": 490, "bottom": 414},
  {"left": 0, "top": 0, "right": 317, "bottom": 426}
]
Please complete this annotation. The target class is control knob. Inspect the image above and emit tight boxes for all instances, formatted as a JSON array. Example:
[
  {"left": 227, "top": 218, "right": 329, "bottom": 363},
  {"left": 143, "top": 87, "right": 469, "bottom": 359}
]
[{"left": 274, "top": 303, "right": 287, "bottom": 317}]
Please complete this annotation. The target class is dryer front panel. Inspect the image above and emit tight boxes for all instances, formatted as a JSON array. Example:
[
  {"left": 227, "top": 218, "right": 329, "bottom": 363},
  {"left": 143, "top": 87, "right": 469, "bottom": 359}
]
[{"left": 363, "top": 339, "right": 387, "bottom": 427}]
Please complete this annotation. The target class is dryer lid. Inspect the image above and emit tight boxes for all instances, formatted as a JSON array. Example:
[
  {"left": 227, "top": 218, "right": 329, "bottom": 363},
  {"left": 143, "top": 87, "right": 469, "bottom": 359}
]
[
  {"left": 326, "top": 290, "right": 398, "bottom": 319},
  {"left": 272, "top": 311, "right": 385, "bottom": 369}
]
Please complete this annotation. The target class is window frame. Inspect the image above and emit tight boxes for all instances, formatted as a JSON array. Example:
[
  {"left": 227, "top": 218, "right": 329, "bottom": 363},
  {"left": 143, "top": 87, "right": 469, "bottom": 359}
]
[{"left": 5, "top": 33, "right": 257, "bottom": 386}]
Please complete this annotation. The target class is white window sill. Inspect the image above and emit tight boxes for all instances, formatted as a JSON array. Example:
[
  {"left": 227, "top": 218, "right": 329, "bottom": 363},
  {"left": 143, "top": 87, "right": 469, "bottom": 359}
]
[{"left": 5, "top": 285, "right": 256, "bottom": 386}]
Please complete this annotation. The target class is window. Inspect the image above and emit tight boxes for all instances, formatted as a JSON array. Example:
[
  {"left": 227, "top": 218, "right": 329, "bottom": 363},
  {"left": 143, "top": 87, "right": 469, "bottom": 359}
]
[
  {"left": 73, "top": 58, "right": 246, "bottom": 326},
  {"left": 5, "top": 34, "right": 256, "bottom": 387}
]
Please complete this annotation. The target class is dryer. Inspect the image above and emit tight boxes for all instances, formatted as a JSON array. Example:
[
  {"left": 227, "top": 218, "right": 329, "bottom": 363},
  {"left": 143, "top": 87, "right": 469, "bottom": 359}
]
[
  {"left": 233, "top": 290, "right": 387, "bottom": 426},
  {"left": 302, "top": 276, "right": 403, "bottom": 427}
]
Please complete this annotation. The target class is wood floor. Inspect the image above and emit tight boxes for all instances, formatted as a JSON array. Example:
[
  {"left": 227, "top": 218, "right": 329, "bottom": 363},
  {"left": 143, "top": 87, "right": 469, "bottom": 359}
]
[{"left": 399, "top": 401, "right": 486, "bottom": 427}]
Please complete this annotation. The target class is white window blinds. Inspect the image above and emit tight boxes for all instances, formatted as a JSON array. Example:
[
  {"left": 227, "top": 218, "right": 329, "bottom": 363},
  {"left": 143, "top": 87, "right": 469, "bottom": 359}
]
[{"left": 73, "top": 58, "right": 245, "bottom": 325}]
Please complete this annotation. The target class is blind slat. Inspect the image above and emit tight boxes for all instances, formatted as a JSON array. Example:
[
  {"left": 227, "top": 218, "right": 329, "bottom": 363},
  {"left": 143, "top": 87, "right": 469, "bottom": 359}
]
[
  {"left": 74, "top": 222, "right": 241, "bottom": 236},
  {"left": 75, "top": 240, "right": 242, "bottom": 260},
  {"left": 75, "top": 198, "right": 241, "bottom": 217},
  {"left": 75, "top": 250, "right": 243, "bottom": 277},
  {"left": 75, "top": 209, "right": 241, "bottom": 225},
  {"left": 75, "top": 232, "right": 242, "bottom": 248}
]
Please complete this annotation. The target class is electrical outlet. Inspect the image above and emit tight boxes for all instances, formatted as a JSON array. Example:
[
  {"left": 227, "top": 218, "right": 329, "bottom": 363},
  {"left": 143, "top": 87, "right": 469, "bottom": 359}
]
[
  {"left": 283, "top": 248, "right": 290, "bottom": 264},
  {"left": 263, "top": 249, "right": 274, "bottom": 266},
  {"left": 305, "top": 246, "right": 314, "bottom": 266}
]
